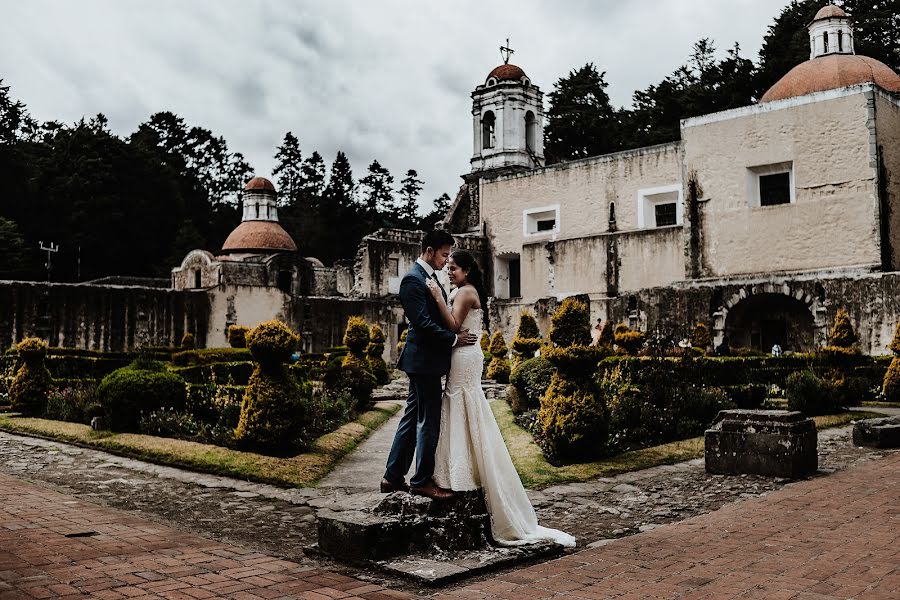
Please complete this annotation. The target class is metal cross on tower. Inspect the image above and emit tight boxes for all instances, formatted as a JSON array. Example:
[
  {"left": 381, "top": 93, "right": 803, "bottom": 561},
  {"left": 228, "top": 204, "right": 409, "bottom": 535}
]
[{"left": 500, "top": 38, "right": 514, "bottom": 64}]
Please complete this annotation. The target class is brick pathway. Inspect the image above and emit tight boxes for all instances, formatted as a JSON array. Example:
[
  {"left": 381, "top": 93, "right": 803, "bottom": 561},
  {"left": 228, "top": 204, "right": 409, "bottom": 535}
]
[
  {"left": 443, "top": 452, "right": 900, "bottom": 599},
  {"left": 0, "top": 473, "right": 410, "bottom": 600}
]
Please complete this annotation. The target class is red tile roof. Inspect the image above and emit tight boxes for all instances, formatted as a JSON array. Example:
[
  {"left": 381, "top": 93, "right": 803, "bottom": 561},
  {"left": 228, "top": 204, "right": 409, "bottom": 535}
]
[{"left": 760, "top": 54, "right": 900, "bottom": 102}]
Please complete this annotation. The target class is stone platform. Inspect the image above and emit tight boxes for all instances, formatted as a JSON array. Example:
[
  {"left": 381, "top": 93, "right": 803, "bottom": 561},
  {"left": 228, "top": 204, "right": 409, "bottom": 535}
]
[
  {"left": 310, "top": 490, "right": 565, "bottom": 585},
  {"left": 705, "top": 409, "right": 817, "bottom": 479},
  {"left": 853, "top": 415, "right": 900, "bottom": 448}
]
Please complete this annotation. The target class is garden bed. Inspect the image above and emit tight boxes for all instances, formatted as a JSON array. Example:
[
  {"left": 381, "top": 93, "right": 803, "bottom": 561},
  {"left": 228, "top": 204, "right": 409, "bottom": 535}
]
[{"left": 0, "top": 401, "right": 400, "bottom": 488}]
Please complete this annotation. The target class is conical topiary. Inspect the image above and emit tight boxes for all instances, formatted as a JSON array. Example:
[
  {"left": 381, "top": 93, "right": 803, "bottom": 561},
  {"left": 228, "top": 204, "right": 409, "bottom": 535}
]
[
  {"left": 511, "top": 311, "right": 542, "bottom": 366},
  {"left": 598, "top": 320, "right": 614, "bottom": 347},
  {"left": 548, "top": 298, "right": 591, "bottom": 348},
  {"left": 691, "top": 322, "right": 711, "bottom": 351},
  {"left": 888, "top": 321, "right": 900, "bottom": 356},
  {"left": 487, "top": 330, "right": 511, "bottom": 383},
  {"left": 480, "top": 330, "right": 490, "bottom": 352},
  {"left": 366, "top": 324, "right": 390, "bottom": 385},
  {"left": 829, "top": 309, "right": 858, "bottom": 348},
  {"left": 342, "top": 316, "right": 370, "bottom": 370}
]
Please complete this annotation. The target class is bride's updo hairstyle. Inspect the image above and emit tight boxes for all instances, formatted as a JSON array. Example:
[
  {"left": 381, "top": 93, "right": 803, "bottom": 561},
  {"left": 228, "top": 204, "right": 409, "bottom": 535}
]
[{"left": 450, "top": 250, "right": 489, "bottom": 330}]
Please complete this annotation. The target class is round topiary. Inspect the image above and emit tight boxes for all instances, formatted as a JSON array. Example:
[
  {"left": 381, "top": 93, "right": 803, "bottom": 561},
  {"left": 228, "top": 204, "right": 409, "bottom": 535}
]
[
  {"left": 548, "top": 298, "right": 591, "bottom": 348},
  {"left": 537, "top": 372, "right": 608, "bottom": 461},
  {"left": 343, "top": 316, "right": 370, "bottom": 356},
  {"left": 509, "top": 356, "right": 555, "bottom": 412},
  {"left": 247, "top": 320, "right": 298, "bottom": 366},
  {"left": 97, "top": 366, "right": 186, "bottom": 431},
  {"left": 227, "top": 325, "right": 250, "bottom": 349},
  {"left": 181, "top": 332, "right": 196, "bottom": 350},
  {"left": 828, "top": 308, "right": 858, "bottom": 348},
  {"left": 614, "top": 330, "right": 646, "bottom": 355},
  {"left": 883, "top": 357, "right": 900, "bottom": 403},
  {"left": 9, "top": 337, "right": 52, "bottom": 416}
]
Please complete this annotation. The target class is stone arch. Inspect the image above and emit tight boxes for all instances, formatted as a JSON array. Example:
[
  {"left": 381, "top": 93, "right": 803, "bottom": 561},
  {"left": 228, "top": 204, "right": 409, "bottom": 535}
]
[{"left": 712, "top": 283, "right": 827, "bottom": 352}]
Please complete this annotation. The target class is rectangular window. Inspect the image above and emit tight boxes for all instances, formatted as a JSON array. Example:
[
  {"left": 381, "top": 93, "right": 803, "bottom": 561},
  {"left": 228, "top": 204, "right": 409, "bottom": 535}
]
[
  {"left": 523, "top": 205, "right": 560, "bottom": 236},
  {"left": 748, "top": 162, "right": 793, "bottom": 208},
  {"left": 387, "top": 257, "right": 399, "bottom": 277},
  {"left": 508, "top": 258, "right": 521, "bottom": 298},
  {"left": 654, "top": 203, "right": 677, "bottom": 227},
  {"left": 759, "top": 172, "right": 791, "bottom": 206}
]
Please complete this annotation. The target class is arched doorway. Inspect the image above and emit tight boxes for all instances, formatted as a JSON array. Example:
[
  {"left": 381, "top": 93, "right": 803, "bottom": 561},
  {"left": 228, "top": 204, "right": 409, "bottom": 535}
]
[{"left": 724, "top": 293, "right": 815, "bottom": 352}]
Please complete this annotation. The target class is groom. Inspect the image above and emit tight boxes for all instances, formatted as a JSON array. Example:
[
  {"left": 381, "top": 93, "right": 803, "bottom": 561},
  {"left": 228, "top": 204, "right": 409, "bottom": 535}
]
[{"left": 381, "top": 230, "right": 478, "bottom": 500}]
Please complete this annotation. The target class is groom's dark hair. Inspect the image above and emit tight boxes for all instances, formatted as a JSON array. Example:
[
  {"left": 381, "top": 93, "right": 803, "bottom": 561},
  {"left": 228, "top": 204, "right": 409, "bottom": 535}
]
[{"left": 422, "top": 230, "right": 455, "bottom": 254}]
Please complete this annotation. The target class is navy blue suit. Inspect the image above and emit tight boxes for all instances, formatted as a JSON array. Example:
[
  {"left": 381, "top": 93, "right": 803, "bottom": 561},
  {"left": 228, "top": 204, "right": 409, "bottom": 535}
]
[{"left": 384, "top": 262, "right": 456, "bottom": 488}]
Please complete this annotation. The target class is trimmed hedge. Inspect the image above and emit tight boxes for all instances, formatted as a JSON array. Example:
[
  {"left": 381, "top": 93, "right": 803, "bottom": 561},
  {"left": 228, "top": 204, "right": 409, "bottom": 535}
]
[
  {"left": 97, "top": 367, "right": 187, "bottom": 431},
  {"left": 509, "top": 357, "right": 554, "bottom": 413},
  {"left": 173, "top": 348, "right": 253, "bottom": 366}
]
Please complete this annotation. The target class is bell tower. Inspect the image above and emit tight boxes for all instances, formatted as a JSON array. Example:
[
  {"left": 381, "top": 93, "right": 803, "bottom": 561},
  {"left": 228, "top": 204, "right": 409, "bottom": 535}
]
[
  {"left": 470, "top": 42, "right": 544, "bottom": 175},
  {"left": 809, "top": 5, "right": 854, "bottom": 59}
]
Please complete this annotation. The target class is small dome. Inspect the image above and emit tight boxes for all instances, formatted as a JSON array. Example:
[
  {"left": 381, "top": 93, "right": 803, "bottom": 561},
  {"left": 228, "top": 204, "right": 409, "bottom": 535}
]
[
  {"left": 487, "top": 64, "right": 527, "bottom": 83},
  {"left": 813, "top": 5, "right": 847, "bottom": 20},
  {"left": 760, "top": 54, "right": 900, "bottom": 102},
  {"left": 244, "top": 176, "right": 276, "bottom": 192},
  {"left": 221, "top": 221, "right": 297, "bottom": 253}
]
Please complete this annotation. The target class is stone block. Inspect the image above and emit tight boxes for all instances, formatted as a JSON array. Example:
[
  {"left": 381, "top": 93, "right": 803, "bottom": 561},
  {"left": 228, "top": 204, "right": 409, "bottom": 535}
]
[
  {"left": 705, "top": 409, "right": 817, "bottom": 479},
  {"left": 852, "top": 416, "right": 900, "bottom": 448},
  {"left": 316, "top": 509, "right": 418, "bottom": 561}
]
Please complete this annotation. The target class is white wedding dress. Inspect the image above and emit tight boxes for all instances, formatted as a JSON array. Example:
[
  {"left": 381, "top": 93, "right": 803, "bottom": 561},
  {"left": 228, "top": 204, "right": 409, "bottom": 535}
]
[{"left": 432, "top": 307, "right": 576, "bottom": 547}]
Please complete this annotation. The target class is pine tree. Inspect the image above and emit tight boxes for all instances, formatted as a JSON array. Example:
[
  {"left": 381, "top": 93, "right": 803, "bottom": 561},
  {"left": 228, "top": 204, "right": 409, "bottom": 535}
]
[
  {"left": 0, "top": 217, "right": 30, "bottom": 278},
  {"left": 398, "top": 169, "right": 424, "bottom": 227},
  {"left": 299, "top": 150, "right": 326, "bottom": 210},
  {"left": 272, "top": 132, "right": 303, "bottom": 207},
  {"left": 359, "top": 159, "right": 396, "bottom": 225},
  {"left": 323, "top": 151, "right": 355, "bottom": 209},
  {"left": 420, "top": 192, "right": 452, "bottom": 230}
]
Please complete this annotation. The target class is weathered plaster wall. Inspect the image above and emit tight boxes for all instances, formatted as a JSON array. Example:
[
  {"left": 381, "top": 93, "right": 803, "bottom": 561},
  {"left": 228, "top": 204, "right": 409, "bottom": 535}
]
[
  {"left": 0, "top": 281, "right": 209, "bottom": 351},
  {"left": 480, "top": 142, "right": 683, "bottom": 256},
  {"left": 875, "top": 91, "right": 900, "bottom": 270},
  {"left": 205, "top": 285, "right": 291, "bottom": 349},
  {"left": 171, "top": 250, "right": 220, "bottom": 290},
  {"left": 683, "top": 89, "right": 880, "bottom": 277}
]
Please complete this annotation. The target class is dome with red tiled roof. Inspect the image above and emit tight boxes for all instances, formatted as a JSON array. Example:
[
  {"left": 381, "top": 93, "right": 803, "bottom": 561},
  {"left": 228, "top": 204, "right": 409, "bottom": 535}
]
[
  {"left": 760, "top": 54, "right": 900, "bottom": 103},
  {"left": 221, "top": 221, "right": 297, "bottom": 253},
  {"left": 244, "top": 176, "right": 276, "bottom": 192},
  {"left": 486, "top": 64, "right": 528, "bottom": 83},
  {"left": 813, "top": 5, "right": 846, "bottom": 20}
]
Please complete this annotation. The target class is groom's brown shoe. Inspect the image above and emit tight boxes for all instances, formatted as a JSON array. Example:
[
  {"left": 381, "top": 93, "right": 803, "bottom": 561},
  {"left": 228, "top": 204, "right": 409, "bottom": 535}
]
[
  {"left": 410, "top": 481, "right": 454, "bottom": 501},
  {"left": 380, "top": 478, "right": 410, "bottom": 493}
]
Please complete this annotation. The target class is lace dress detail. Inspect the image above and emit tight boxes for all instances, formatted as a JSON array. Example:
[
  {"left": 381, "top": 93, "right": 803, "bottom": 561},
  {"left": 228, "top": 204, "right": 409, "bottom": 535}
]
[{"left": 433, "top": 308, "right": 575, "bottom": 548}]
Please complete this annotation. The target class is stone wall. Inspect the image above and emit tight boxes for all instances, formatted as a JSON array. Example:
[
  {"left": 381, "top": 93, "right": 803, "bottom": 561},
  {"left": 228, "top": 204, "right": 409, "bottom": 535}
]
[
  {"left": 682, "top": 87, "right": 881, "bottom": 277},
  {"left": 479, "top": 142, "right": 683, "bottom": 257},
  {"left": 875, "top": 90, "right": 900, "bottom": 270},
  {"left": 0, "top": 280, "right": 210, "bottom": 351}
]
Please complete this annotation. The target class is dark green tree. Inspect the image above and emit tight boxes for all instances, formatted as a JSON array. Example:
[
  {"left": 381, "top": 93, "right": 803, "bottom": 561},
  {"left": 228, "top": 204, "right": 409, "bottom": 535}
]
[
  {"left": 0, "top": 80, "right": 37, "bottom": 145},
  {"left": 323, "top": 150, "right": 355, "bottom": 210},
  {"left": 0, "top": 217, "right": 31, "bottom": 278},
  {"left": 544, "top": 64, "right": 621, "bottom": 164},
  {"left": 398, "top": 169, "right": 424, "bottom": 226},
  {"left": 754, "top": 0, "right": 826, "bottom": 98},
  {"left": 842, "top": 0, "right": 900, "bottom": 73},
  {"left": 273, "top": 132, "right": 302, "bottom": 206},
  {"left": 419, "top": 192, "right": 452, "bottom": 230},
  {"left": 299, "top": 150, "right": 327, "bottom": 210},
  {"left": 359, "top": 159, "right": 395, "bottom": 224}
]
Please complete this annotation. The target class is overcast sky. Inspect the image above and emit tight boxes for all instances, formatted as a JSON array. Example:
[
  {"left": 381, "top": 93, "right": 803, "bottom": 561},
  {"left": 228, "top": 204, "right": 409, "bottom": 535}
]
[{"left": 1, "top": 0, "right": 792, "bottom": 213}]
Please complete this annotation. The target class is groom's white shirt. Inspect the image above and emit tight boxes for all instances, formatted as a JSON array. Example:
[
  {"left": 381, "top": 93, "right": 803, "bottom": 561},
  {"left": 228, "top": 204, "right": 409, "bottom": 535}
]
[{"left": 415, "top": 258, "right": 456, "bottom": 346}]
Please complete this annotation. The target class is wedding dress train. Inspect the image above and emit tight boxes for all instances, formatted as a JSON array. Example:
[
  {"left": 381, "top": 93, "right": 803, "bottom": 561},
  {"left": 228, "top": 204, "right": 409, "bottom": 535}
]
[{"left": 432, "top": 308, "right": 575, "bottom": 547}]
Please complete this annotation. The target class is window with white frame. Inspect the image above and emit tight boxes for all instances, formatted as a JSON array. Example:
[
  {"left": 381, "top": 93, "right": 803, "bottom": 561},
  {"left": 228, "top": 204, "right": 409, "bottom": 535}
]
[
  {"left": 637, "top": 184, "right": 682, "bottom": 229},
  {"left": 523, "top": 205, "right": 559, "bottom": 236},
  {"left": 747, "top": 162, "right": 793, "bottom": 207}
]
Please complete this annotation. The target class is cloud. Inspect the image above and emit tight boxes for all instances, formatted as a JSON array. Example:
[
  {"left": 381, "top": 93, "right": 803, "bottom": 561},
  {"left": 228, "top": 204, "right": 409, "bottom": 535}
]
[{"left": 1, "top": 0, "right": 789, "bottom": 214}]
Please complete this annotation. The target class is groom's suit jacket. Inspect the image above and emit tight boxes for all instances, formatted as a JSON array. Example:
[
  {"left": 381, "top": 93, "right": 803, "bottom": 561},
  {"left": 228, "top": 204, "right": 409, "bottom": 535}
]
[{"left": 397, "top": 263, "right": 456, "bottom": 376}]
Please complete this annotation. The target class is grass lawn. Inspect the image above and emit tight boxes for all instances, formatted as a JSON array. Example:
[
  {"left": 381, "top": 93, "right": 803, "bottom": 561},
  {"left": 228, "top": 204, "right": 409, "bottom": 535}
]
[
  {"left": 490, "top": 399, "right": 885, "bottom": 489},
  {"left": 0, "top": 401, "right": 400, "bottom": 488}
]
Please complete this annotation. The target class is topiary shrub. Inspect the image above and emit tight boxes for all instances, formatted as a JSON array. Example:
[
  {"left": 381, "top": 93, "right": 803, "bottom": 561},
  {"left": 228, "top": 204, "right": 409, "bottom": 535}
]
[
  {"left": 366, "top": 324, "right": 390, "bottom": 385},
  {"left": 97, "top": 366, "right": 186, "bottom": 431},
  {"left": 480, "top": 331, "right": 490, "bottom": 352},
  {"left": 785, "top": 370, "right": 839, "bottom": 415},
  {"left": 511, "top": 311, "right": 542, "bottom": 368},
  {"left": 889, "top": 321, "right": 900, "bottom": 356},
  {"left": 9, "top": 338, "right": 52, "bottom": 416},
  {"left": 486, "top": 330, "right": 511, "bottom": 383},
  {"left": 883, "top": 357, "right": 900, "bottom": 403},
  {"left": 181, "top": 332, "right": 196, "bottom": 350},
  {"left": 397, "top": 328, "right": 408, "bottom": 355},
  {"left": 829, "top": 308, "right": 858, "bottom": 348},
  {"left": 323, "top": 361, "right": 376, "bottom": 409},
  {"left": 548, "top": 298, "right": 591, "bottom": 348},
  {"left": 509, "top": 356, "right": 555, "bottom": 413},
  {"left": 598, "top": 320, "right": 614, "bottom": 348},
  {"left": 227, "top": 325, "right": 250, "bottom": 348},
  {"left": 342, "top": 316, "right": 370, "bottom": 370},
  {"left": 537, "top": 372, "right": 609, "bottom": 462},
  {"left": 614, "top": 329, "right": 646, "bottom": 355},
  {"left": 234, "top": 320, "right": 308, "bottom": 453},
  {"left": 691, "top": 322, "right": 711, "bottom": 353}
]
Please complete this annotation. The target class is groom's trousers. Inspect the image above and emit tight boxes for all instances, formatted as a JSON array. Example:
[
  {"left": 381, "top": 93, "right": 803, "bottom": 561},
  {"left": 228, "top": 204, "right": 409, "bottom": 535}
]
[{"left": 383, "top": 373, "right": 443, "bottom": 488}]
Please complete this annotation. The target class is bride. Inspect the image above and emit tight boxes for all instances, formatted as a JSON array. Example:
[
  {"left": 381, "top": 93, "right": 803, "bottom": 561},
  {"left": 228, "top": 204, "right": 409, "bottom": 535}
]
[{"left": 425, "top": 250, "right": 575, "bottom": 548}]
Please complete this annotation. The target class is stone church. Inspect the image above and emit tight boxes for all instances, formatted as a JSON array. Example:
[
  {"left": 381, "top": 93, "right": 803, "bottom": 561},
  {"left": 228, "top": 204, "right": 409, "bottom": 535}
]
[
  {"left": 2, "top": 4, "right": 899, "bottom": 357},
  {"left": 438, "top": 4, "right": 900, "bottom": 354}
]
